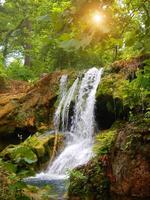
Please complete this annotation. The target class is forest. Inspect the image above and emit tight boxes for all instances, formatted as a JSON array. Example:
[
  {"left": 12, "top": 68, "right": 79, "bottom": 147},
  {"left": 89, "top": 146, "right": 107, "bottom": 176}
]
[{"left": 0, "top": 0, "right": 150, "bottom": 200}]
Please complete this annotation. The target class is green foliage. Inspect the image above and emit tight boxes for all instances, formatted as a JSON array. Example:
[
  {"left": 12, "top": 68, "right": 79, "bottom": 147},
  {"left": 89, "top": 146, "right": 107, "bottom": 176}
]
[
  {"left": 68, "top": 157, "right": 110, "bottom": 199},
  {"left": 0, "top": 158, "right": 17, "bottom": 173},
  {"left": 0, "top": 133, "right": 61, "bottom": 177},
  {"left": 1, "top": 145, "right": 38, "bottom": 165},
  {"left": 0, "top": 164, "right": 51, "bottom": 200},
  {"left": 0, "top": 56, "right": 7, "bottom": 77},
  {"left": 0, "top": 165, "right": 29, "bottom": 200},
  {"left": 6, "top": 60, "right": 35, "bottom": 81},
  {"left": 122, "top": 65, "right": 150, "bottom": 109},
  {"left": 94, "top": 129, "right": 117, "bottom": 156},
  {"left": 144, "top": 107, "right": 150, "bottom": 123},
  {"left": 8, "top": 180, "right": 27, "bottom": 198},
  {"left": 97, "top": 59, "right": 150, "bottom": 120},
  {"left": 117, "top": 118, "right": 150, "bottom": 156},
  {"left": 69, "top": 170, "right": 88, "bottom": 196},
  {"left": 0, "top": 0, "right": 149, "bottom": 76}
]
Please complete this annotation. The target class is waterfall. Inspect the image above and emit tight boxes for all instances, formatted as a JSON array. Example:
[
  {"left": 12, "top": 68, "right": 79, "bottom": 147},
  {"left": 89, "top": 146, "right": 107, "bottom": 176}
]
[
  {"left": 61, "top": 78, "right": 79, "bottom": 132},
  {"left": 60, "top": 75, "right": 68, "bottom": 98},
  {"left": 54, "top": 75, "right": 68, "bottom": 131},
  {"left": 36, "top": 67, "right": 103, "bottom": 180}
]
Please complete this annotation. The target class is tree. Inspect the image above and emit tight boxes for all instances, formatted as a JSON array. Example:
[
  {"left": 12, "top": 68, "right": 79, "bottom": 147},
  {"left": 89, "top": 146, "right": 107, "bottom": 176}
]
[{"left": 0, "top": 0, "right": 149, "bottom": 74}]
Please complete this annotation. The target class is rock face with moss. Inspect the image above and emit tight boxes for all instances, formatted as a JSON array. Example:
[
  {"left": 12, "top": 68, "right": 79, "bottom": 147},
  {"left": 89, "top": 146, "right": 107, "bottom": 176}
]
[
  {"left": 0, "top": 130, "right": 63, "bottom": 200},
  {"left": 68, "top": 128, "right": 117, "bottom": 200},
  {"left": 0, "top": 164, "right": 52, "bottom": 200},
  {"left": 0, "top": 71, "right": 63, "bottom": 150},
  {"left": 95, "top": 54, "right": 150, "bottom": 130},
  {"left": 0, "top": 132, "right": 63, "bottom": 173},
  {"left": 68, "top": 119, "right": 150, "bottom": 200},
  {"left": 111, "top": 119, "right": 150, "bottom": 198},
  {"left": 68, "top": 55, "right": 150, "bottom": 200}
]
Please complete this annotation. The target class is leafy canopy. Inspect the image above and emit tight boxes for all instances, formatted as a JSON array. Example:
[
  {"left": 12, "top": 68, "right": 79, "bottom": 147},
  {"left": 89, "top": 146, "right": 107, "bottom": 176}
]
[{"left": 0, "top": 0, "right": 149, "bottom": 79}]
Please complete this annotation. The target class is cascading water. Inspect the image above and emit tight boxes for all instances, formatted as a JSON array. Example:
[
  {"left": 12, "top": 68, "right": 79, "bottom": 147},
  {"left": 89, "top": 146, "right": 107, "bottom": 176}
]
[
  {"left": 60, "top": 75, "right": 68, "bottom": 98},
  {"left": 36, "top": 67, "right": 103, "bottom": 180},
  {"left": 54, "top": 75, "right": 68, "bottom": 131},
  {"left": 61, "top": 78, "right": 79, "bottom": 132}
]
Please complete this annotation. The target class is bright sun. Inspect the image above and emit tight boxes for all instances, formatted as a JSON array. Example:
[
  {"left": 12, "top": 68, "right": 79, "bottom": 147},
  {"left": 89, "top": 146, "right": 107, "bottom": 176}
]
[{"left": 93, "top": 13, "right": 103, "bottom": 24}]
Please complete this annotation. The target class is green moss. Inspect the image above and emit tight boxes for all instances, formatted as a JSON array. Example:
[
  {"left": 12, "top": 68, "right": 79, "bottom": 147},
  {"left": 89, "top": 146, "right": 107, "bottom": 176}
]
[
  {"left": 68, "top": 125, "right": 118, "bottom": 199},
  {"left": 68, "top": 158, "right": 110, "bottom": 200},
  {"left": 0, "top": 132, "right": 63, "bottom": 176},
  {"left": 0, "top": 158, "right": 17, "bottom": 173},
  {"left": 94, "top": 128, "right": 117, "bottom": 156},
  {"left": 119, "top": 118, "right": 150, "bottom": 157},
  {"left": 0, "top": 164, "right": 51, "bottom": 200},
  {"left": 24, "top": 134, "right": 46, "bottom": 158},
  {"left": 96, "top": 73, "right": 126, "bottom": 99},
  {"left": 24, "top": 133, "right": 62, "bottom": 159},
  {"left": 68, "top": 170, "right": 88, "bottom": 197},
  {"left": 0, "top": 132, "right": 63, "bottom": 199}
]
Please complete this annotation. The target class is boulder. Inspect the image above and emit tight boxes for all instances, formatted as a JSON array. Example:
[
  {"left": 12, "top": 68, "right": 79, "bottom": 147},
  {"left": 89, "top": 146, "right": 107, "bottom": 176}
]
[
  {"left": 0, "top": 132, "right": 63, "bottom": 170},
  {"left": 0, "top": 71, "right": 63, "bottom": 150},
  {"left": 68, "top": 127, "right": 117, "bottom": 200},
  {"left": 111, "top": 120, "right": 150, "bottom": 198},
  {"left": 68, "top": 120, "right": 150, "bottom": 199}
]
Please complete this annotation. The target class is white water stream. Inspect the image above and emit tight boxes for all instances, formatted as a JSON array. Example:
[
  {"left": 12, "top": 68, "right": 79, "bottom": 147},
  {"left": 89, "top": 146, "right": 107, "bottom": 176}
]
[
  {"left": 35, "top": 68, "right": 103, "bottom": 180},
  {"left": 53, "top": 75, "right": 68, "bottom": 131}
]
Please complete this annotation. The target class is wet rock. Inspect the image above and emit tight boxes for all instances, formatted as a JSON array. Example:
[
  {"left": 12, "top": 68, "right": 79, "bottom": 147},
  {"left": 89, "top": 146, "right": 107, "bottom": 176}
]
[
  {"left": 0, "top": 71, "right": 63, "bottom": 148},
  {"left": 111, "top": 121, "right": 150, "bottom": 198},
  {"left": 68, "top": 128, "right": 117, "bottom": 200},
  {"left": 68, "top": 120, "right": 150, "bottom": 199},
  {"left": 95, "top": 95, "right": 125, "bottom": 130},
  {"left": 0, "top": 133, "right": 63, "bottom": 170},
  {"left": 111, "top": 53, "right": 150, "bottom": 75}
]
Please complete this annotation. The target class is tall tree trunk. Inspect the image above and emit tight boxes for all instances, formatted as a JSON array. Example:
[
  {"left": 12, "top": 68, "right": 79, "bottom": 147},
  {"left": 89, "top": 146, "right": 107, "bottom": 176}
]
[
  {"left": 2, "top": 43, "right": 8, "bottom": 67},
  {"left": 23, "top": 19, "right": 32, "bottom": 67},
  {"left": 113, "top": 45, "right": 118, "bottom": 61},
  {"left": 24, "top": 43, "right": 32, "bottom": 67}
]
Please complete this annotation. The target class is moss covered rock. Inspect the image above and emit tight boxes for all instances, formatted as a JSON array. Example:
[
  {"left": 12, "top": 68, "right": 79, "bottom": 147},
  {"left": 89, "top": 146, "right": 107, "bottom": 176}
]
[
  {"left": 1, "top": 145, "right": 38, "bottom": 165},
  {"left": 68, "top": 119, "right": 150, "bottom": 200},
  {"left": 0, "top": 132, "right": 63, "bottom": 172},
  {"left": 0, "top": 163, "right": 52, "bottom": 200},
  {"left": 110, "top": 119, "right": 150, "bottom": 198},
  {"left": 68, "top": 127, "right": 117, "bottom": 200},
  {"left": 0, "top": 71, "right": 63, "bottom": 142},
  {"left": 94, "top": 128, "right": 117, "bottom": 156}
]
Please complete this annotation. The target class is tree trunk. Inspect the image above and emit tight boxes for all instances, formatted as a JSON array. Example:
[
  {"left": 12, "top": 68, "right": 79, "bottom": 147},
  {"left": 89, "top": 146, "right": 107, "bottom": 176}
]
[
  {"left": 23, "top": 19, "right": 32, "bottom": 67},
  {"left": 24, "top": 43, "right": 32, "bottom": 67}
]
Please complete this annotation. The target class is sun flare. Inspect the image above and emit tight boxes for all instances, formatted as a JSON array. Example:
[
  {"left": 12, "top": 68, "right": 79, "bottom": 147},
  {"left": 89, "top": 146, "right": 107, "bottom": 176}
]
[{"left": 92, "top": 13, "right": 103, "bottom": 24}]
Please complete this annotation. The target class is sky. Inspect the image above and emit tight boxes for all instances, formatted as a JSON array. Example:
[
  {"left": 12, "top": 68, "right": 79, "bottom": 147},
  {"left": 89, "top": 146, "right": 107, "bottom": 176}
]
[{"left": 0, "top": 0, "right": 5, "bottom": 5}]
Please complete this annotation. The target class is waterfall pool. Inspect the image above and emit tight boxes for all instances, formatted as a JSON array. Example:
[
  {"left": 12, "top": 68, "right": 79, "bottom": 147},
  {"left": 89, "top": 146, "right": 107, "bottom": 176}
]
[{"left": 24, "top": 176, "right": 68, "bottom": 199}]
